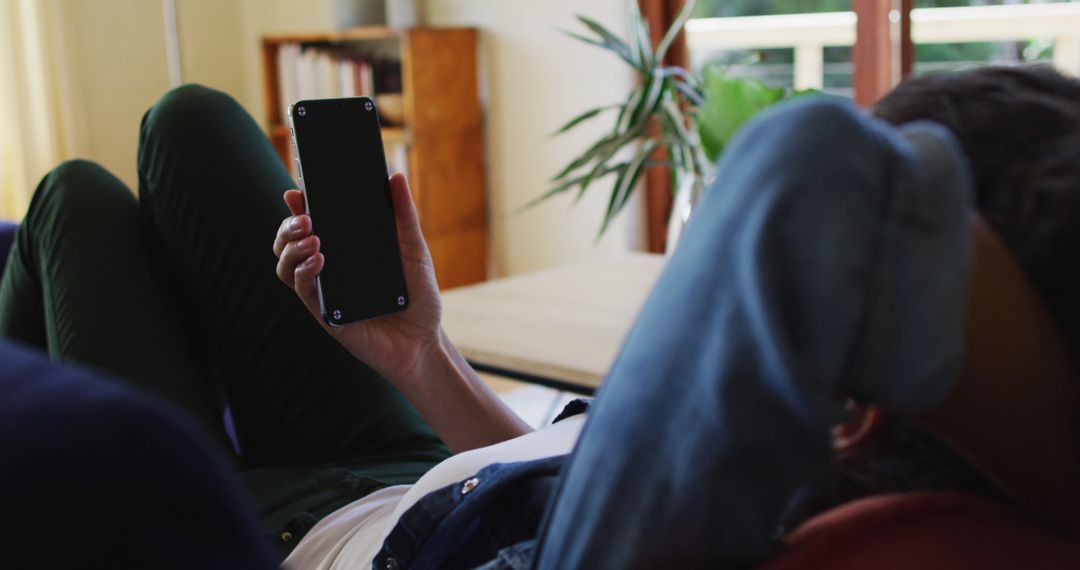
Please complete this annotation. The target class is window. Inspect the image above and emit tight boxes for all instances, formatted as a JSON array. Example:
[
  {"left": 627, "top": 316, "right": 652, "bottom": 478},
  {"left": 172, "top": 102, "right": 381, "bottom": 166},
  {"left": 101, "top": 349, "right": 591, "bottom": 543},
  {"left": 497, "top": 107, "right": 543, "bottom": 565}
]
[{"left": 685, "top": 0, "right": 1080, "bottom": 100}]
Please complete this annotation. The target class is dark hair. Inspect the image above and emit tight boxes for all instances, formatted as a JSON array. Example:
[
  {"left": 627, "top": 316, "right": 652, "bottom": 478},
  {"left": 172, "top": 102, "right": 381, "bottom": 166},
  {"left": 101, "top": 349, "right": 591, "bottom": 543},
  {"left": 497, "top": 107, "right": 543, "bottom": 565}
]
[
  {"left": 782, "top": 68, "right": 1080, "bottom": 532},
  {"left": 874, "top": 65, "right": 1080, "bottom": 351}
]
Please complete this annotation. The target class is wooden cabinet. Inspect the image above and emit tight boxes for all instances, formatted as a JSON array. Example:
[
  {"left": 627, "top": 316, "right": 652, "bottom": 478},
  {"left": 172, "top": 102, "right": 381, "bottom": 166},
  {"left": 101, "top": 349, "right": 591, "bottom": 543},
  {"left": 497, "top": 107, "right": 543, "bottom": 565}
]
[{"left": 261, "top": 27, "right": 487, "bottom": 289}]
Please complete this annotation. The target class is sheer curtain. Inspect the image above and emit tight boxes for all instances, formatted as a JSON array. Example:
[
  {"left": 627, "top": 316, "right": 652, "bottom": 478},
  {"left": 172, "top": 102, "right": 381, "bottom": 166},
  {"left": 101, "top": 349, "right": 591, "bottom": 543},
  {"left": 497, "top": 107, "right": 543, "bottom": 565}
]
[{"left": 0, "top": 0, "right": 75, "bottom": 220}]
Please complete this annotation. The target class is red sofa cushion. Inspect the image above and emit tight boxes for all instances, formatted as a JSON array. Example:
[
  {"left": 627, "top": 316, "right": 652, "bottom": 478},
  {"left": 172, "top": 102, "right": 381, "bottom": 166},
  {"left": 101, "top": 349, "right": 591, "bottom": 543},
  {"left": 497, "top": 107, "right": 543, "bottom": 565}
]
[{"left": 761, "top": 491, "right": 1080, "bottom": 569}]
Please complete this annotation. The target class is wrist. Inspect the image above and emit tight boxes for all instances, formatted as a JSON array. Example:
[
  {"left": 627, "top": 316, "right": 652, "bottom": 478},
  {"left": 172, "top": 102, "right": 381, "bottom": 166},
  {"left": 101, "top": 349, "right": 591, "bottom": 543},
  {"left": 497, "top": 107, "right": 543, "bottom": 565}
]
[{"left": 394, "top": 329, "right": 454, "bottom": 393}]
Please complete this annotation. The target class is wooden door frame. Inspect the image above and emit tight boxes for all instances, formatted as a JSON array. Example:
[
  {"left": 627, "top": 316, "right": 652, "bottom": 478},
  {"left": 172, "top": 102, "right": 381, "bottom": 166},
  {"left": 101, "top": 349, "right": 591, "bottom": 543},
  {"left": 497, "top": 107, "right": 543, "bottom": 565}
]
[
  {"left": 640, "top": 0, "right": 690, "bottom": 253},
  {"left": 638, "top": 0, "right": 914, "bottom": 252},
  {"left": 853, "top": 0, "right": 914, "bottom": 106}
]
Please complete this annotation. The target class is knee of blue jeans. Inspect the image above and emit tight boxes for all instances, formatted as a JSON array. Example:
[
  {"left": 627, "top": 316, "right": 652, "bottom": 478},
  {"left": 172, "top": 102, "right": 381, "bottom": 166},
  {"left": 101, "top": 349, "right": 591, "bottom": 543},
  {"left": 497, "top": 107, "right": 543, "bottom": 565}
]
[
  {"left": 715, "top": 97, "right": 882, "bottom": 181},
  {"left": 695, "top": 96, "right": 894, "bottom": 242}
]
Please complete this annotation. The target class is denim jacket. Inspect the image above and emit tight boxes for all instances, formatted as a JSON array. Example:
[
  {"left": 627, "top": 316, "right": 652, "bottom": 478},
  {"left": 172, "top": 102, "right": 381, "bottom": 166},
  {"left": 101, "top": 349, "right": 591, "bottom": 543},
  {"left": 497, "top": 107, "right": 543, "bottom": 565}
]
[
  {"left": 373, "top": 401, "right": 588, "bottom": 570},
  {"left": 373, "top": 457, "right": 560, "bottom": 570}
]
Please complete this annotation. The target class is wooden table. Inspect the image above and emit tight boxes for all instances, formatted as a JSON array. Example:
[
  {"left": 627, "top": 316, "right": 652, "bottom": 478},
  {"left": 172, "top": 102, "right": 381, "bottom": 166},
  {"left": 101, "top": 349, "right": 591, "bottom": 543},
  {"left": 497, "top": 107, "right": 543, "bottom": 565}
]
[{"left": 441, "top": 252, "right": 665, "bottom": 394}]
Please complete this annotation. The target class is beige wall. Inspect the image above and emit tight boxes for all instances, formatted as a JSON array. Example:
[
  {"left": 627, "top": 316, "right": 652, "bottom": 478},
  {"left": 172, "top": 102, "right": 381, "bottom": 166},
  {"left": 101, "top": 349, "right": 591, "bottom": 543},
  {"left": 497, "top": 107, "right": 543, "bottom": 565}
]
[
  {"left": 50, "top": 0, "right": 644, "bottom": 275},
  {"left": 424, "top": 0, "right": 644, "bottom": 276},
  {"left": 55, "top": 0, "right": 171, "bottom": 188},
  {"left": 175, "top": 0, "right": 247, "bottom": 105},
  {"left": 53, "top": 0, "right": 251, "bottom": 188},
  {"left": 235, "top": 0, "right": 336, "bottom": 129}
]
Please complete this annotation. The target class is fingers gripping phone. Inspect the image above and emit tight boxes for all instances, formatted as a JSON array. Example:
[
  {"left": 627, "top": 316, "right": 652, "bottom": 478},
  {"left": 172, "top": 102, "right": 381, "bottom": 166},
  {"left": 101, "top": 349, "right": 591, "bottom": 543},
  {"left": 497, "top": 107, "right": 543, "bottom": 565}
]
[{"left": 288, "top": 97, "right": 408, "bottom": 326}]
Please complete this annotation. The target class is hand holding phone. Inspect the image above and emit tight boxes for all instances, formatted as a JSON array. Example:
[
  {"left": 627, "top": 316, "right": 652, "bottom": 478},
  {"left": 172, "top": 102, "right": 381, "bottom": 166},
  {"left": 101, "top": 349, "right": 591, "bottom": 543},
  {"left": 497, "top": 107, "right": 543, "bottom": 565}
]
[
  {"left": 288, "top": 97, "right": 407, "bottom": 325},
  {"left": 275, "top": 173, "right": 446, "bottom": 386},
  {"left": 276, "top": 178, "right": 532, "bottom": 454}
]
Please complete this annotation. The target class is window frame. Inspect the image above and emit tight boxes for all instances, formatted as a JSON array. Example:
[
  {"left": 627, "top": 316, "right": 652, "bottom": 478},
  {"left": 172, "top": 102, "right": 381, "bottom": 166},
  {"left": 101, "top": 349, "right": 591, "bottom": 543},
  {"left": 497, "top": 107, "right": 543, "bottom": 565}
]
[{"left": 639, "top": 0, "right": 914, "bottom": 252}]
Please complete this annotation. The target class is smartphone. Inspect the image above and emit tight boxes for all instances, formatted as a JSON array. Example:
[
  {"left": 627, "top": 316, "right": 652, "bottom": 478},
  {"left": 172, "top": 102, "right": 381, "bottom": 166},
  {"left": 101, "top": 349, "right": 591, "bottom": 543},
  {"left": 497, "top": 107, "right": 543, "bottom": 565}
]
[{"left": 288, "top": 97, "right": 408, "bottom": 326}]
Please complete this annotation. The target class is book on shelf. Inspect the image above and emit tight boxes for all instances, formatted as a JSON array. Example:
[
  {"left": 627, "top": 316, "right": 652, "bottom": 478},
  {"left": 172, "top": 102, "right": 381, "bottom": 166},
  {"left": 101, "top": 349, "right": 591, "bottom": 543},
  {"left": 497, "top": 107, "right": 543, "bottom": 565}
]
[
  {"left": 277, "top": 42, "right": 408, "bottom": 178},
  {"left": 276, "top": 43, "right": 403, "bottom": 118}
]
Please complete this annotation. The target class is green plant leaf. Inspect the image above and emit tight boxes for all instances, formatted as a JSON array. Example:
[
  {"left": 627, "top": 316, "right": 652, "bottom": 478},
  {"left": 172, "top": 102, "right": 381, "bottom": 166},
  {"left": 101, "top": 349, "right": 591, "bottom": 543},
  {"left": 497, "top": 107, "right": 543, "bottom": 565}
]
[
  {"left": 627, "top": 69, "right": 667, "bottom": 129},
  {"left": 553, "top": 104, "right": 619, "bottom": 135},
  {"left": 616, "top": 139, "right": 658, "bottom": 212},
  {"left": 616, "top": 84, "right": 644, "bottom": 132},
  {"left": 586, "top": 125, "right": 648, "bottom": 177},
  {"left": 655, "top": 0, "right": 696, "bottom": 63},
  {"left": 563, "top": 30, "right": 641, "bottom": 71},
  {"left": 575, "top": 16, "right": 643, "bottom": 71},
  {"left": 522, "top": 162, "right": 627, "bottom": 212},
  {"left": 660, "top": 96, "right": 702, "bottom": 175},
  {"left": 574, "top": 154, "right": 626, "bottom": 204},
  {"left": 551, "top": 129, "right": 623, "bottom": 181},
  {"left": 627, "top": 0, "right": 655, "bottom": 70},
  {"left": 552, "top": 123, "right": 645, "bottom": 182},
  {"left": 573, "top": 130, "right": 647, "bottom": 205},
  {"left": 697, "top": 67, "right": 785, "bottom": 164},
  {"left": 664, "top": 66, "right": 701, "bottom": 88},
  {"left": 657, "top": 112, "right": 686, "bottom": 173},
  {"left": 576, "top": 15, "right": 627, "bottom": 50},
  {"left": 581, "top": 162, "right": 632, "bottom": 198},
  {"left": 598, "top": 139, "right": 659, "bottom": 238},
  {"left": 673, "top": 79, "right": 704, "bottom": 107}
]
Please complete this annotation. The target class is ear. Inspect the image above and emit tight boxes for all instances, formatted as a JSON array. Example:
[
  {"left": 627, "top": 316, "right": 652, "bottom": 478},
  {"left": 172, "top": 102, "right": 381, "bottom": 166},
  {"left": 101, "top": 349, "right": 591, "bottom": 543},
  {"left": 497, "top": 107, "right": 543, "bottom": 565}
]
[{"left": 832, "top": 401, "right": 885, "bottom": 453}]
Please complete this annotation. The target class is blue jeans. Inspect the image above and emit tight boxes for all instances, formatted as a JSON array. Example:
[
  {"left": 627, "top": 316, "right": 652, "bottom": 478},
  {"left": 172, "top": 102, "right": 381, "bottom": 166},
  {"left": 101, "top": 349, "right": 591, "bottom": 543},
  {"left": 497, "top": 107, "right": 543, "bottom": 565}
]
[{"left": 533, "top": 97, "right": 974, "bottom": 568}]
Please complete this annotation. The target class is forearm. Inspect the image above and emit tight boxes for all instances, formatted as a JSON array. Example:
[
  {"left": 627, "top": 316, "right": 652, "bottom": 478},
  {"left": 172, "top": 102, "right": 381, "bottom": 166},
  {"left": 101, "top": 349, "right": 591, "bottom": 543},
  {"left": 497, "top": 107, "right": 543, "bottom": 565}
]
[
  {"left": 392, "top": 328, "right": 533, "bottom": 453},
  {"left": 274, "top": 175, "right": 532, "bottom": 453}
]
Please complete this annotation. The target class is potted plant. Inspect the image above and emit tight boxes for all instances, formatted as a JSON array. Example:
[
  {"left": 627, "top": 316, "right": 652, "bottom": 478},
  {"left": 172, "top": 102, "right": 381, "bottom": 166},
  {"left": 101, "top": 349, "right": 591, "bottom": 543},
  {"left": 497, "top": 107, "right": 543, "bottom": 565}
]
[
  {"left": 532, "top": 0, "right": 814, "bottom": 249},
  {"left": 668, "top": 65, "right": 813, "bottom": 249}
]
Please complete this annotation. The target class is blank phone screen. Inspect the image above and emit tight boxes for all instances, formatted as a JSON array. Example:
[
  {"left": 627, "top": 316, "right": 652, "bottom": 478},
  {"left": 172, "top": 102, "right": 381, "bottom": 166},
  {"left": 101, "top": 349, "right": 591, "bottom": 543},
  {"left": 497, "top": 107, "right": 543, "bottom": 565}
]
[{"left": 291, "top": 97, "right": 407, "bottom": 325}]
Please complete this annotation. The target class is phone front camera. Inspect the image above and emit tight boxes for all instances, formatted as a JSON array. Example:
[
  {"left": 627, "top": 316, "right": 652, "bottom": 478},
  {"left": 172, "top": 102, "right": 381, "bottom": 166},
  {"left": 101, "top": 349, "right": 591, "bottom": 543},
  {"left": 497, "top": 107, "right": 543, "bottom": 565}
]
[
  {"left": 364, "top": 101, "right": 374, "bottom": 112},
  {"left": 297, "top": 106, "right": 307, "bottom": 117}
]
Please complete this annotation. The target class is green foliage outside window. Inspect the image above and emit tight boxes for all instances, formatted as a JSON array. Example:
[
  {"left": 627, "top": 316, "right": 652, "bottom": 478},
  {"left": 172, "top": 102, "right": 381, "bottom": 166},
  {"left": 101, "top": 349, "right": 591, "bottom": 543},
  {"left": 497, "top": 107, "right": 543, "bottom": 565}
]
[
  {"left": 690, "top": 0, "right": 1060, "bottom": 91},
  {"left": 691, "top": 0, "right": 1060, "bottom": 18}
]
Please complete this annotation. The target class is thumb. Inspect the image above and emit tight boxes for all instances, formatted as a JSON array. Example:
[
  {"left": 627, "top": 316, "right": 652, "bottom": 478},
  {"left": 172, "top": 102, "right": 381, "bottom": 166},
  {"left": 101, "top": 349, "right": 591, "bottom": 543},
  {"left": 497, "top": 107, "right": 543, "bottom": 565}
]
[
  {"left": 389, "top": 173, "right": 427, "bottom": 252},
  {"left": 284, "top": 189, "right": 306, "bottom": 216}
]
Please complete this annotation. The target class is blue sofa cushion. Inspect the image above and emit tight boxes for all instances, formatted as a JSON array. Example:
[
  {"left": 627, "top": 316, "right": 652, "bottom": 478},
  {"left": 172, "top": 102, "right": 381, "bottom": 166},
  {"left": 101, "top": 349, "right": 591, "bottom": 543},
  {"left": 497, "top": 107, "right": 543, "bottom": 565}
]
[
  {"left": 0, "top": 339, "right": 276, "bottom": 567},
  {"left": 0, "top": 221, "right": 17, "bottom": 274}
]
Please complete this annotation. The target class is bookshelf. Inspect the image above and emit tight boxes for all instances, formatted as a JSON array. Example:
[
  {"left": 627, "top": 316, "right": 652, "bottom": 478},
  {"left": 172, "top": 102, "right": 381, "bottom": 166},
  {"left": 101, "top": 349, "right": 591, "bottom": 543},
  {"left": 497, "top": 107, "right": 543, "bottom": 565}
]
[{"left": 261, "top": 27, "right": 487, "bottom": 290}]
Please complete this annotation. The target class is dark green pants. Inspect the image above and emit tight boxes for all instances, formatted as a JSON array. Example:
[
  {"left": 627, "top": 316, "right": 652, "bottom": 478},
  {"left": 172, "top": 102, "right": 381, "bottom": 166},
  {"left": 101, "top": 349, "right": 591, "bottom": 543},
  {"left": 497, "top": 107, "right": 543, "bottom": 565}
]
[{"left": 0, "top": 85, "right": 449, "bottom": 550}]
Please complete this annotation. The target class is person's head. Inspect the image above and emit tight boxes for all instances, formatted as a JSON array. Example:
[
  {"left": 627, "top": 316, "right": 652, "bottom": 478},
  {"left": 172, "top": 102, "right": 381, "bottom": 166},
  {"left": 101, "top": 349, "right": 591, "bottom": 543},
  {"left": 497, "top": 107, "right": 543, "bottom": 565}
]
[{"left": 873, "top": 65, "right": 1080, "bottom": 352}]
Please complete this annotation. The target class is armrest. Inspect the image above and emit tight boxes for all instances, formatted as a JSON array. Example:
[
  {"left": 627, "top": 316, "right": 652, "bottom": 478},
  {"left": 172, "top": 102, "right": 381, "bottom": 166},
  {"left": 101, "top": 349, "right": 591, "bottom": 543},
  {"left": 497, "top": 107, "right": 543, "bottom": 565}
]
[
  {"left": 0, "top": 221, "right": 18, "bottom": 273},
  {"left": 761, "top": 492, "right": 1080, "bottom": 569}
]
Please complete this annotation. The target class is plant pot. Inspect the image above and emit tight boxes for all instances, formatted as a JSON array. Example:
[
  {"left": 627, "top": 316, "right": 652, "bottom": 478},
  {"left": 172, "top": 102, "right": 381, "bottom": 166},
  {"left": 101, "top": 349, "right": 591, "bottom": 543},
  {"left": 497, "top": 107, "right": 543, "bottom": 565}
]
[{"left": 665, "top": 172, "right": 705, "bottom": 255}]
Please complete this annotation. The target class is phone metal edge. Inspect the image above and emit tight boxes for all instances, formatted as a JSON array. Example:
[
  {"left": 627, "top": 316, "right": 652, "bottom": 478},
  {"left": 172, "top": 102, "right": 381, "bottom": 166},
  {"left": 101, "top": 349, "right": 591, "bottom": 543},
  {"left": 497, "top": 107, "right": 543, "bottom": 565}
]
[{"left": 288, "top": 102, "right": 336, "bottom": 327}]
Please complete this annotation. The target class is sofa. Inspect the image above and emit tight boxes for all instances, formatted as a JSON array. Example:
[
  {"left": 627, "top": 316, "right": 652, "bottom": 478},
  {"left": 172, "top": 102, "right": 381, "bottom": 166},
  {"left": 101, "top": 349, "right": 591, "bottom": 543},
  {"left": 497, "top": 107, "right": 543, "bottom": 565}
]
[
  {"left": 1, "top": 220, "right": 1078, "bottom": 567},
  {"left": 764, "top": 491, "right": 1080, "bottom": 568},
  {"left": 0, "top": 221, "right": 16, "bottom": 272}
]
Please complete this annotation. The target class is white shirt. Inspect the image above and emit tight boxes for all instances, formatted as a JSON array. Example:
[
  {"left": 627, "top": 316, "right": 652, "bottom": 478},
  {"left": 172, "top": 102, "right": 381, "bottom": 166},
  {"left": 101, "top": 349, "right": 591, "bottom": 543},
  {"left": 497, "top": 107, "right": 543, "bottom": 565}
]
[{"left": 284, "top": 415, "right": 586, "bottom": 569}]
